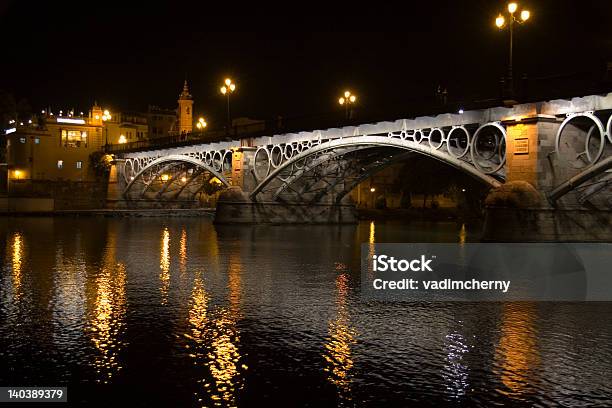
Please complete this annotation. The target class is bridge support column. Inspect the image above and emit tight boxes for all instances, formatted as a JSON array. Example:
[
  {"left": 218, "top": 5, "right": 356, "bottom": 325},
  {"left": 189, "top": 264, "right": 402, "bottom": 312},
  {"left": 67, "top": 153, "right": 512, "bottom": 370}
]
[
  {"left": 106, "top": 159, "right": 125, "bottom": 209},
  {"left": 483, "top": 117, "right": 612, "bottom": 241}
]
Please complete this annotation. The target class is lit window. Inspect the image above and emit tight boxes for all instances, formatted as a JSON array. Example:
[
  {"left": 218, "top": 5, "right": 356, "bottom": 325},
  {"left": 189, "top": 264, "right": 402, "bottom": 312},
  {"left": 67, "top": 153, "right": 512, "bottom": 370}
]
[
  {"left": 34, "top": 138, "right": 40, "bottom": 144},
  {"left": 57, "top": 160, "right": 63, "bottom": 169},
  {"left": 19, "top": 137, "right": 26, "bottom": 143},
  {"left": 76, "top": 161, "right": 83, "bottom": 169},
  {"left": 61, "top": 129, "right": 88, "bottom": 147}
]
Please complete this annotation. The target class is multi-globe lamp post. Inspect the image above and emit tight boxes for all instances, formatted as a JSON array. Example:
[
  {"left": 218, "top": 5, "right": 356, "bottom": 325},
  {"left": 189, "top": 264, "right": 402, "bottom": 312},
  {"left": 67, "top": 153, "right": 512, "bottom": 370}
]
[
  {"left": 196, "top": 117, "right": 207, "bottom": 133},
  {"left": 220, "top": 78, "right": 236, "bottom": 132},
  {"left": 338, "top": 90, "right": 356, "bottom": 120},
  {"left": 100, "top": 109, "right": 112, "bottom": 146},
  {"left": 495, "top": 2, "right": 531, "bottom": 99}
]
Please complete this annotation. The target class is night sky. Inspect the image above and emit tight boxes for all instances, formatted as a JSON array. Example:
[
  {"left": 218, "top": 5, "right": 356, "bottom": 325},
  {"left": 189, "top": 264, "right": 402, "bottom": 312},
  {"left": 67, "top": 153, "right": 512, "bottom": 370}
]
[{"left": 1, "top": 1, "right": 610, "bottom": 126}]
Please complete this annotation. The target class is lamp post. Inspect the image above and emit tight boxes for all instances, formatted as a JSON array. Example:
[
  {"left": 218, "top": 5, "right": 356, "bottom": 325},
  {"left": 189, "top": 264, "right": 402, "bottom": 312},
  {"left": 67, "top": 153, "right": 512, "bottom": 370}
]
[
  {"left": 338, "top": 90, "right": 356, "bottom": 121},
  {"left": 495, "top": 2, "right": 530, "bottom": 100},
  {"left": 102, "top": 109, "right": 112, "bottom": 146},
  {"left": 220, "top": 78, "right": 236, "bottom": 132},
  {"left": 196, "top": 117, "right": 207, "bottom": 134}
]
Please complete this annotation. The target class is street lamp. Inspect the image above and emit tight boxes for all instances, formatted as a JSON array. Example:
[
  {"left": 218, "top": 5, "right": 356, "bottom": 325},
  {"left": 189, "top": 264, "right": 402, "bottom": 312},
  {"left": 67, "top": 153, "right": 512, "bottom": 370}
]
[
  {"left": 220, "top": 78, "right": 236, "bottom": 131},
  {"left": 338, "top": 90, "right": 357, "bottom": 120},
  {"left": 196, "top": 117, "right": 207, "bottom": 133},
  {"left": 495, "top": 2, "right": 531, "bottom": 99},
  {"left": 102, "top": 109, "right": 112, "bottom": 145}
]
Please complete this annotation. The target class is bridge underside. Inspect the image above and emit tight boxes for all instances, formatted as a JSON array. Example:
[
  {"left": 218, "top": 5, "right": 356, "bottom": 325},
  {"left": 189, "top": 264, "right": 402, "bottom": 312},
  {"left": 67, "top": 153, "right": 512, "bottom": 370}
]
[
  {"left": 248, "top": 136, "right": 504, "bottom": 206},
  {"left": 216, "top": 135, "right": 505, "bottom": 223},
  {"left": 121, "top": 155, "right": 230, "bottom": 203}
]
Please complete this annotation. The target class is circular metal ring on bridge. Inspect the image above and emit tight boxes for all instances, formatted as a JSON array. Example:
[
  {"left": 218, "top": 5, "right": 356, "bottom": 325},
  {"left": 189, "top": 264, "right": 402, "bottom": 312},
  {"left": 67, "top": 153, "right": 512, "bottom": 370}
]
[
  {"left": 413, "top": 130, "right": 424, "bottom": 143},
  {"left": 123, "top": 159, "right": 133, "bottom": 183},
  {"left": 133, "top": 158, "right": 141, "bottom": 174},
  {"left": 212, "top": 151, "right": 223, "bottom": 172},
  {"left": 270, "top": 145, "right": 284, "bottom": 168},
  {"left": 204, "top": 151, "right": 213, "bottom": 166},
  {"left": 607, "top": 114, "right": 612, "bottom": 144},
  {"left": 470, "top": 122, "right": 507, "bottom": 174},
  {"left": 428, "top": 128, "right": 446, "bottom": 150},
  {"left": 253, "top": 147, "right": 271, "bottom": 181},
  {"left": 221, "top": 150, "right": 233, "bottom": 173},
  {"left": 283, "top": 144, "right": 294, "bottom": 160},
  {"left": 446, "top": 126, "right": 471, "bottom": 159},
  {"left": 555, "top": 113, "right": 606, "bottom": 168}
]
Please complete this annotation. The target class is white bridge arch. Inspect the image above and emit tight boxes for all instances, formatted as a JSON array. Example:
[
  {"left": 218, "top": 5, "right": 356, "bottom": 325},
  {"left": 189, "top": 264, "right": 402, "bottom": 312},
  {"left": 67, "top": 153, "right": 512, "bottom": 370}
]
[
  {"left": 122, "top": 154, "right": 231, "bottom": 201},
  {"left": 249, "top": 130, "right": 505, "bottom": 204}
]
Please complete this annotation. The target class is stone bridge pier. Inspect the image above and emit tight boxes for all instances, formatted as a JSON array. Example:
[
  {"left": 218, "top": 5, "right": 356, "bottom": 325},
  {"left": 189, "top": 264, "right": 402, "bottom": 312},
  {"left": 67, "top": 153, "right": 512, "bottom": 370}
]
[{"left": 483, "top": 103, "right": 612, "bottom": 241}]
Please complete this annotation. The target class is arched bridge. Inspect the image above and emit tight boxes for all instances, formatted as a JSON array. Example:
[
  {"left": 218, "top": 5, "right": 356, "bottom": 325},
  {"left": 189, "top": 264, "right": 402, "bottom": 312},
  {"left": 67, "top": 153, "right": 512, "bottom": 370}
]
[{"left": 113, "top": 92, "right": 612, "bottom": 215}]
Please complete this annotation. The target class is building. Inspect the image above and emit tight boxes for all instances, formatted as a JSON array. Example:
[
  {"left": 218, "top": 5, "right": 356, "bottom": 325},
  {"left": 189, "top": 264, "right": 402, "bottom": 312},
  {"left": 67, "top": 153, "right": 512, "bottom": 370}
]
[
  {"left": 2, "top": 82, "right": 198, "bottom": 188},
  {"left": 103, "top": 109, "right": 149, "bottom": 145},
  {"left": 4, "top": 109, "right": 105, "bottom": 182},
  {"left": 147, "top": 105, "right": 177, "bottom": 139},
  {"left": 177, "top": 80, "right": 193, "bottom": 134}
]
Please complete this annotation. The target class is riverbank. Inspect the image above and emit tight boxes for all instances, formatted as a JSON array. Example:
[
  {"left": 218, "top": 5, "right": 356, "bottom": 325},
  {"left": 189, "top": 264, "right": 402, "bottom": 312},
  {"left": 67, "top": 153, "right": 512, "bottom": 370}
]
[{"left": 0, "top": 208, "right": 215, "bottom": 217}]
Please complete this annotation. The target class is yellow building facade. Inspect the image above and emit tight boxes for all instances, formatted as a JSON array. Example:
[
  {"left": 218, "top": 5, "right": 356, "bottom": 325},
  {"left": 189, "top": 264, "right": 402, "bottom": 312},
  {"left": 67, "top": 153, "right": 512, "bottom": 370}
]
[{"left": 5, "top": 112, "right": 105, "bottom": 182}]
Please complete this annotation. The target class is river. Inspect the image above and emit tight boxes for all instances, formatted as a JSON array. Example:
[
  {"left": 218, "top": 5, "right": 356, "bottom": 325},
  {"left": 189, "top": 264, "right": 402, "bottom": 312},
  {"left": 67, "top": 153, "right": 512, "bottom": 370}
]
[{"left": 1, "top": 217, "right": 611, "bottom": 406}]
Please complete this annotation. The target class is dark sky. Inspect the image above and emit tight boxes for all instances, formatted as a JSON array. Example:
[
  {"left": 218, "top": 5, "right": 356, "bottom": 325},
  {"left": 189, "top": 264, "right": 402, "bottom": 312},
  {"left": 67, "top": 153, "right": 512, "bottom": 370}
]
[{"left": 1, "top": 1, "right": 610, "bottom": 126}]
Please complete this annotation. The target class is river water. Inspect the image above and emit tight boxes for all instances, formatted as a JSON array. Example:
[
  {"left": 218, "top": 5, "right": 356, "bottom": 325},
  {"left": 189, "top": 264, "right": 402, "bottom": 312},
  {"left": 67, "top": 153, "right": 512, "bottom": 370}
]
[{"left": 1, "top": 217, "right": 611, "bottom": 407}]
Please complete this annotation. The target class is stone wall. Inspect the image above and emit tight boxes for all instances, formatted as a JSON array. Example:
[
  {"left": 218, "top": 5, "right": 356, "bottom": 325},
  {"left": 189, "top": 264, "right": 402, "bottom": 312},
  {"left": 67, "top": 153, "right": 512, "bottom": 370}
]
[{"left": 6, "top": 180, "right": 108, "bottom": 210}]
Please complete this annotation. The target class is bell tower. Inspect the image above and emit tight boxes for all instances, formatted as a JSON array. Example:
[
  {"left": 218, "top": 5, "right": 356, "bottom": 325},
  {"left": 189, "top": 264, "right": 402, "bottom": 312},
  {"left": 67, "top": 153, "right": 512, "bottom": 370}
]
[{"left": 177, "top": 80, "right": 193, "bottom": 133}]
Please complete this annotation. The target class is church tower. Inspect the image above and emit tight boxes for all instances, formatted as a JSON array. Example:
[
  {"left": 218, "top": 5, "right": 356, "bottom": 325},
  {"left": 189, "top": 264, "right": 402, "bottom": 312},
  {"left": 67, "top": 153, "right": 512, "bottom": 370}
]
[{"left": 177, "top": 80, "right": 193, "bottom": 133}]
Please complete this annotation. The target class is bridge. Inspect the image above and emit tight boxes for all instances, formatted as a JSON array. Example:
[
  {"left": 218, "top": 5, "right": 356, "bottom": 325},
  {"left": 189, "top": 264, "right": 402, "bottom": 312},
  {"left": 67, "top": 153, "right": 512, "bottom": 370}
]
[{"left": 107, "top": 92, "right": 612, "bottom": 241}]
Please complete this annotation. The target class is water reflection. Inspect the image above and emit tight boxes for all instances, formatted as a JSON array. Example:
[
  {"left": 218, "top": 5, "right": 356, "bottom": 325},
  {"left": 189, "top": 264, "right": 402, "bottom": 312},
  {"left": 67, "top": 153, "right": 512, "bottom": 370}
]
[
  {"left": 494, "top": 303, "right": 540, "bottom": 400},
  {"left": 324, "top": 268, "right": 356, "bottom": 404},
  {"left": 186, "top": 251, "right": 246, "bottom": 407},
  {"left": 443, "top": 329, "right": 470, "bottom": 398},
  {"left": 160, "top": 227, "right": 171, "bottom": 304},
  {"left": 10, "top": 232, "right": 24, "bottom": 301},
  {"left": 52, "top": 238, "right": 87, "bottom": 353},
  {"left": 459, "top": 223, "right": 466, "bottom": 245},
  {"left": 179, "top": 228, "right": 188, "bottom": 275},
  {"left": 86, "top": 226, "right": 127, "bottom": 384}
]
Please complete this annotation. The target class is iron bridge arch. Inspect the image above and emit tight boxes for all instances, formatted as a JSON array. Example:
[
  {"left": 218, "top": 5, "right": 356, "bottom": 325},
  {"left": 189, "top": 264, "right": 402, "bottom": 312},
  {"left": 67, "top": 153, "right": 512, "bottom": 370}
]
[
  {"left": 249, "top": 123, "right": 506, "bottom": 205},
  {"left": 122, "top": 154, "right": 231, "bottom": 201}
]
